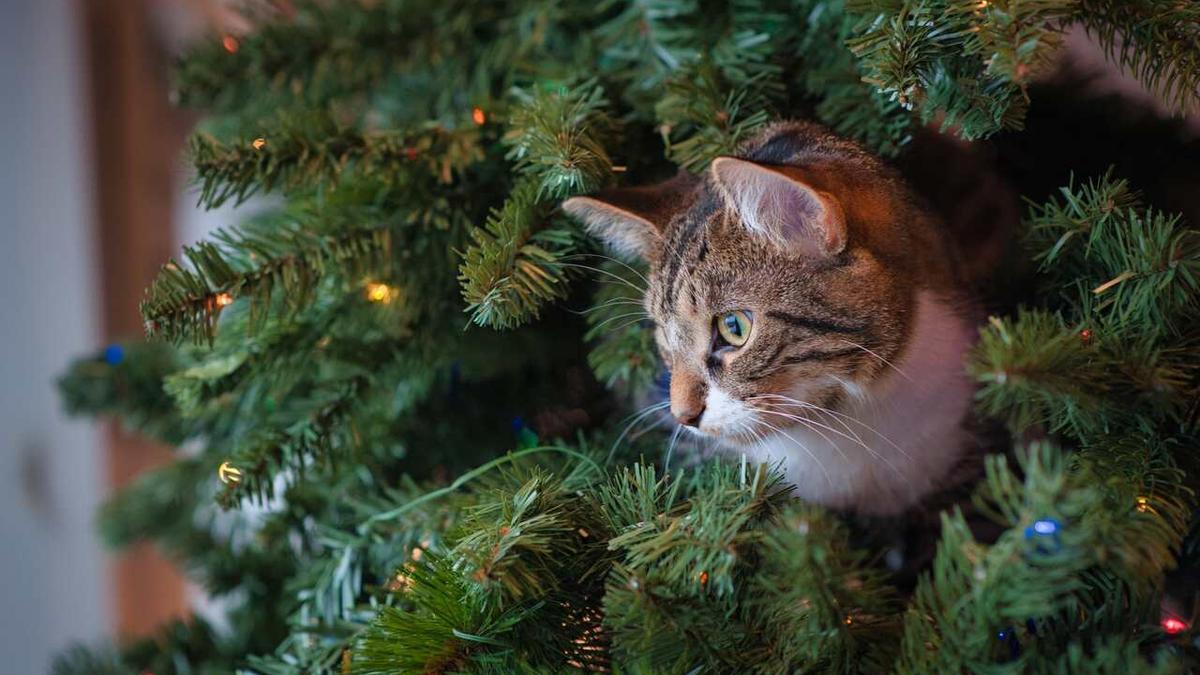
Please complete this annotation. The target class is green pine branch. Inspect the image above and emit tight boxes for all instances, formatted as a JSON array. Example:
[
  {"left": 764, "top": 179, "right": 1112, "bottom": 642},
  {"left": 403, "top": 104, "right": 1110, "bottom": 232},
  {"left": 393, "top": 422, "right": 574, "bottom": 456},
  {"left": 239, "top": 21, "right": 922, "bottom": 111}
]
[
  {"left": 583, "top": 258, "right": 660, "bottom": 395},
  {"left": 973, "top": 173, "right": 1200, "bottom": 439},
  {"left": 58, "top": 341, "right": 192, "bottom": 444},
  {"left": 601, "top": 462, "right": 793, "bottom": 669},
  {"left": 458, "top": 179, "right": 579, "bottom": 330},
  {"left": 794, "top": 0, "right": 915, "bottom": 156},
  {"left": 1025, "top": 171, "right": 1200, "bottom": 335},
  {"left": 190, "top": 118, "right": 482, "bottom": 209},
  {"left": 1078, "top": 0, "right": 1200, "bottom": 115},
  {"left": 969, "top": 310, "right": 1115, "bottom": 437},
  {"left": 141, "top": 217, "right": 390, "bottom": 344},
  {"left": 656, "top": 64, "right": 774, "bottom": 172},
  {"left": 846, "top": 0, "right": 1200, "bottom": 139},
  {"left": 174, "top": 0, "right": 514, "bottom": 115},
  {"left": 748, "top": 505, "right": 901, "bottom": 673},
  {"left": 215, "top": 378, "right": 365, "bottom": 508},
  {"left": 351, "top": 555, "right": 532, "bottom": 674},
  {"left": 595, "top": 0, "right": 702, "bottom": 103},
  {"left": 897, "top": 442, "right": 1189, "bottom": 672},
  {"left": 504, "top": 81, "right": 617, "bottom": 199},
  {"left": 1031, "top": 638, "right": 1183, "bottom": 675}
]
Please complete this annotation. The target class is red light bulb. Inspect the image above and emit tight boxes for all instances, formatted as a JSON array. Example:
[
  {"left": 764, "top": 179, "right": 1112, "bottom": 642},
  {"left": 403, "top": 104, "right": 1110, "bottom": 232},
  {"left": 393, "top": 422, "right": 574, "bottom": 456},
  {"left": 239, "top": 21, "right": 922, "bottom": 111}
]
[{"left": 1162, "top": 616, "right": 1188, "bottom": 635}]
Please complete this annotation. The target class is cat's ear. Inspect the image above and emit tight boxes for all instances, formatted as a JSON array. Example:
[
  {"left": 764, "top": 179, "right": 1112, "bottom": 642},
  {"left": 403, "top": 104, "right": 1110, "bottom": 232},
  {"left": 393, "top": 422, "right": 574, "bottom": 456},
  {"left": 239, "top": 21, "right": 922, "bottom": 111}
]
[
  {"left": 561, "top": 171, "right": 698, "bottom": 261},
  {"left": 710, "top": 157, "right": 846, "bottom": 256}
]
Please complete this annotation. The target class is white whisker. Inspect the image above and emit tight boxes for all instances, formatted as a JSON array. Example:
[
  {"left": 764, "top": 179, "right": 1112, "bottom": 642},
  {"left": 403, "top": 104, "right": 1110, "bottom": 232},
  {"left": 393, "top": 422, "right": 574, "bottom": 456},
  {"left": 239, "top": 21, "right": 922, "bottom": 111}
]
[
  {"left": 757, "top": 409, "right": 905, "bottom": 482},
  {"left": 578, "top": 297, "right": 647, "bottom": 314},
  {"left": 565, "top": 252, "right": 651, "bottom": 289},
  {"left": 750, "top": 393, "right": 911, "bottom": 462},
  {"left": 756, "top": 408, "right": 851, "bottom": 464},
  {"left": 588, "top": 311, "right": 651, "bottom": 335},
  {"left": 750, "top": 417, "right": 833, "bottom": 488},
  {"left": 560, "top": 262, "right": 646, "bottom": 294},
  {"left": 838, "top": 339, "right": 912, "bottom": 382},
  {"left": 749, "top": 393, "right": 869, "bottom": 448},
  {"left": 604, "top": 316, "right": 654, "bottom": 336},
  {"left": 664, "top": 425, "right": 683, "bottom": 473},
  {"left": 609, "top": 401, "right": 670, "bottom": 462}
]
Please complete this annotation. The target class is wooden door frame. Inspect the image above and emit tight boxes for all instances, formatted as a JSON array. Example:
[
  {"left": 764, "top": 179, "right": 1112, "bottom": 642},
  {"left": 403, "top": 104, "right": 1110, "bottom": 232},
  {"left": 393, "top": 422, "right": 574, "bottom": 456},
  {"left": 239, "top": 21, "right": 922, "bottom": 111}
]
[{"left": 79, "top": 0, "right": 191, "bottom": 640}]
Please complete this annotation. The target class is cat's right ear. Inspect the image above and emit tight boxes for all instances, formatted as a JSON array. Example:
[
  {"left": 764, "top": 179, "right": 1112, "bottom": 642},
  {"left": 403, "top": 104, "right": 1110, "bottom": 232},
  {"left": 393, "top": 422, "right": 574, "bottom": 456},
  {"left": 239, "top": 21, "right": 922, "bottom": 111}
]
[{"left": 561, "top": 172, "right": 698, "bottom": 262}]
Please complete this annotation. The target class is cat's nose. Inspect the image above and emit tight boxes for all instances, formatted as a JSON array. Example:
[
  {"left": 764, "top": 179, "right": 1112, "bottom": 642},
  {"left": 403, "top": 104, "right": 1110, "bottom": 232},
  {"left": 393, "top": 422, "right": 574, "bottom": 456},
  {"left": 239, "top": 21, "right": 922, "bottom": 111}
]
[{"left": 674, "top": 405, "right": 705, "bottom": 428}]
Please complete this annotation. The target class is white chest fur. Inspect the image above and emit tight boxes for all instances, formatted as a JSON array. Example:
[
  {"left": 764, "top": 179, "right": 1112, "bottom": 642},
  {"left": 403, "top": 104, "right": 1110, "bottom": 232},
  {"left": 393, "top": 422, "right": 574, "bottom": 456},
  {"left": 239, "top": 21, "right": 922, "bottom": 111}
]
[{"left": 708, "top": 292, "right": 979, "bottom": 516}]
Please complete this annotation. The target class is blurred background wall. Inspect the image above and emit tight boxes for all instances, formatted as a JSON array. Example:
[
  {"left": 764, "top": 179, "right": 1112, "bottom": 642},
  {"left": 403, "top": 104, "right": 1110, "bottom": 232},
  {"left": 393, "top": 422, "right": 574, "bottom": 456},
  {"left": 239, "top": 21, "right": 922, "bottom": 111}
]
[
  {"left": 0, "top": 1, "right": 109, "bottom": 672},
  {"left": 0, "top": 0, "right": 236, "bottom": 670}
]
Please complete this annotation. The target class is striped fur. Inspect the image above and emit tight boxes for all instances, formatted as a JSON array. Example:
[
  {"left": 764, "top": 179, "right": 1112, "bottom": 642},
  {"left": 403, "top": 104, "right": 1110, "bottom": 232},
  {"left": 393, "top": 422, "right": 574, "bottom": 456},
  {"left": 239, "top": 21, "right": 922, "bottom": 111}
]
[{"left": 564, "top": 121, "right": 1011, "bottom": 515}]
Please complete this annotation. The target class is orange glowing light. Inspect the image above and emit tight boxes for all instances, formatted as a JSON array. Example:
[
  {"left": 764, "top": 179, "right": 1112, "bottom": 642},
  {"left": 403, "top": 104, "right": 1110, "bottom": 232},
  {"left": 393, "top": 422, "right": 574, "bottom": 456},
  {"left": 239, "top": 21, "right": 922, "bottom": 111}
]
[
  {"left": 215, "top": 292, "right": 234, "bottom": 307},
  {"left": 698, "top": 571, "right": 708, "bottom": 585},
  {"left": 365, "top": 282, "right": 395, "bottom": 303},
  {"left": 222, "top": 35, "right": 239, "bottom": 53},
  {"left": 472, "top": 107, "right": 486, "bottom": 125},
  {"left": 387, "top": 571, "right": 411, "bottom": 591},
  {"left": 1136, "top": 496, "right": 1153, "bottom": 513},
  {"left": 252, "top": 137, "right": 267, "bottom": 150}
]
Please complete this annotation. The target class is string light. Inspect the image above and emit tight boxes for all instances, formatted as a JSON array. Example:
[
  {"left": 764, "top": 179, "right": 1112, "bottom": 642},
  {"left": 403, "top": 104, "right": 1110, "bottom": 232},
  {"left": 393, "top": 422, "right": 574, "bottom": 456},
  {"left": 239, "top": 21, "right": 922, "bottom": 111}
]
[
  {"left": 1080, "top": 328, "right": 1093, "bottom": 344},
  {"left": 217, "top": 461, "right": 243, "bottom": 485},
  {"left": 1135, "top": 496, "right": 1155, "bottom": 514},
  {"left": 410, "top": 547, "right": 423, "bottom": 561},
  {"left": 215, "top": 292, "right": 234, "bottom": 307},
  {"left": 698, "top": 571, "right": 708, "bottom": 586},
  {"left": 104, "top": 344, "right": 125, "bottom": 366},
  {"left": 1024, "top": 517, "right": 1062, "bottom": 554},
  {"left": 472, "top": 107, "right": 486, "bottom": 125},
  {"left": 387, "top": 569, "right": 411, "bottom": 591},
  {"left": 365, "top": 282, "right": 395, "bottom": 303},
  {"left": 1031, "top": 519, "right": 1058, "bottom": 535},
  {"left": 222, "top": 35, "right": 239, "bottom": 53},
  {"left": 252, "top": 137, "right": 267, "bottom": 150},
  {"left": 1162, "top": 616, "right": 1188, "bottom": 634}
]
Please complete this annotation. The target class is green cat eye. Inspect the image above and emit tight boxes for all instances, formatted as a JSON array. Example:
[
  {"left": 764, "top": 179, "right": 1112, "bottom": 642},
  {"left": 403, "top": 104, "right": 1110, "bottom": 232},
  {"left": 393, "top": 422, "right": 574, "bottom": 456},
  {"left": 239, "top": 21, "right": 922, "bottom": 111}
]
[{"left": 716, "top": 310, "right": 753, "bottom": 347}]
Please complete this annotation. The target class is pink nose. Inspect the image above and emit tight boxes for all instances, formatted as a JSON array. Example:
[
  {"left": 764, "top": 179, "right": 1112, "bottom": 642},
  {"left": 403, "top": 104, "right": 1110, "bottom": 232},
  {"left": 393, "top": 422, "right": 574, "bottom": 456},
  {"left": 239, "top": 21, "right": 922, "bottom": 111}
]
[{"left": 674, "top": 405, "right": 704, "bottom": 428}]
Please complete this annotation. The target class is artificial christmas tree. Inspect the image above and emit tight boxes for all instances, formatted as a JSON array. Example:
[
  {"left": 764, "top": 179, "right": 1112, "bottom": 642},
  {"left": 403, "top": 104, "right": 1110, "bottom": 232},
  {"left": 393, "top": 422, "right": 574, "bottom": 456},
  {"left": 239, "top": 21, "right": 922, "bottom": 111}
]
[{"left": 56, "top": 1, "right": 1200, "bottom": 673}]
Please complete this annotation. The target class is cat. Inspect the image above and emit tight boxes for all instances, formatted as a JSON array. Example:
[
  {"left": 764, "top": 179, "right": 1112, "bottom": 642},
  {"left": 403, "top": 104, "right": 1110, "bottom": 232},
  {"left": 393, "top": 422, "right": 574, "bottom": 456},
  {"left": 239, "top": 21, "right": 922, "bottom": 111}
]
[{"left": 563, "top": 121, "right": 1012, "bottom": 517}]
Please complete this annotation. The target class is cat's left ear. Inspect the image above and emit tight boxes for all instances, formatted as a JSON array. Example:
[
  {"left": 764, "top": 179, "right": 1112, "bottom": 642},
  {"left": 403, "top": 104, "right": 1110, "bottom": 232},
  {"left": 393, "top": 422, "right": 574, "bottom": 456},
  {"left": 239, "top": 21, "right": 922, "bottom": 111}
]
[
  {"left": 710, "top": 157, "right": 846, "bottom": 256},
  {"left": 561, "top": 171, "right": 699, "bottom": 262}
]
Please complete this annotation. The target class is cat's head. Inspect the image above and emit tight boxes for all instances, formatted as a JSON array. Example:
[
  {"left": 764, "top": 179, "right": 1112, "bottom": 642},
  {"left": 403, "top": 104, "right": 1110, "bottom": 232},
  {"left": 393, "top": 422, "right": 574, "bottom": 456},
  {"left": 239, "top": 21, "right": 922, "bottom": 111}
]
[{"left": 564, "top": 122, "right": 951, "bottom": 445}]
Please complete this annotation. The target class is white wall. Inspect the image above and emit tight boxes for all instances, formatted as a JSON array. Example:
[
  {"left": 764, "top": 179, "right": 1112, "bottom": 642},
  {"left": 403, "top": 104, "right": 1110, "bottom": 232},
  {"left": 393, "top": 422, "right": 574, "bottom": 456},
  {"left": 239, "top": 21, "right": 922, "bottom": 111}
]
[{"left": 0, "top": 0, "right": 110, "bottom": 672}]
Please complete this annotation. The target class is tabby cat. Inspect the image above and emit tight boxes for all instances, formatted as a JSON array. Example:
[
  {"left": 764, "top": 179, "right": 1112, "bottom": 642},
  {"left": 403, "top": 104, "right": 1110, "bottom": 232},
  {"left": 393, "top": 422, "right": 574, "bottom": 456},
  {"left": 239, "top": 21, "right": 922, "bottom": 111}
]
[{"left": 564, "top": 121, "right": 1008, "bottom": 516}]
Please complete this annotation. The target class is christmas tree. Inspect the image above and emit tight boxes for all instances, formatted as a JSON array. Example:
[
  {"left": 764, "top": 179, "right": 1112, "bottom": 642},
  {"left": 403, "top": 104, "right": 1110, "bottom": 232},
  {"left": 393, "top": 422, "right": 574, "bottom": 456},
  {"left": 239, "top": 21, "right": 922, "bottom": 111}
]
[{"left": 55, "top": 1, "right": 1200, "bottom": 673}]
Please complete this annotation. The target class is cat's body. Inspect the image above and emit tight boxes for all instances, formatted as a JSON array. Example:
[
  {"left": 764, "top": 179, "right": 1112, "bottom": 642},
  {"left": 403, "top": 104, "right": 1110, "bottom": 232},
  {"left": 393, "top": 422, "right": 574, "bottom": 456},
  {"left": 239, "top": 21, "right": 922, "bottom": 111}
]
[{"left": 565, "top": 121, "right": 1009, "bottom": 516}]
